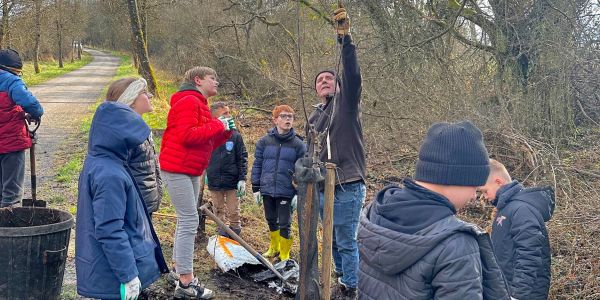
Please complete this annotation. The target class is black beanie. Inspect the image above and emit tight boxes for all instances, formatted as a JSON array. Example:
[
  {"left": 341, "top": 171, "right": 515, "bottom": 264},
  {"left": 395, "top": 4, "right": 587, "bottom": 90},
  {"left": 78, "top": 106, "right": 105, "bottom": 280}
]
[
  {"left": 0, "top": 49, "right": 22, "bottom": 70},
  {"left": 415, "top": 121, "right": 490, "bottom": 186},
  {"left": 314, "top": 69, "right": 341, "bottom": 88}
]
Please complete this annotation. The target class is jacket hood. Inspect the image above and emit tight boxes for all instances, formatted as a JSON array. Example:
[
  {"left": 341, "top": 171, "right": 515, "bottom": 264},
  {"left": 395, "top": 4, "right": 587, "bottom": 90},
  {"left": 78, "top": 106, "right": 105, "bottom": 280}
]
[
  {"left": 368, "top": 179, "right": 456, "bottom": 235},
  {"left": 170, "top": 83, "right": 205, "bottom": 107},
  {"left": 269, "top": 127, "right": 296, "bottom": 142},
  {"left": 495, "top": 180, "right": 555, "bottom": 221},
  {"left": 359, "top": 204, "right": 480, "bottom": 275},
  {"left": 88, "top": 101, "right": 150, "bottom": 161}
]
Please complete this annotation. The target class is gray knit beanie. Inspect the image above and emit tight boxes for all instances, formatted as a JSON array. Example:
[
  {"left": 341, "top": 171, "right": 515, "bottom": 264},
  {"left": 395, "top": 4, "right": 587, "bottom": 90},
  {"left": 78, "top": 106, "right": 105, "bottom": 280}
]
[{"left": 415, "top": 121, "right": 490, "bottom": 186}]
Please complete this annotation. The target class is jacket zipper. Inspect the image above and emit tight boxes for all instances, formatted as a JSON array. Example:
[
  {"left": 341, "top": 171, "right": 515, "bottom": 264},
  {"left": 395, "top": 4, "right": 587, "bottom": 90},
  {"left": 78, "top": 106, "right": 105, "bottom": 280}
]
[{"left": 273, "top": 142, "right": 282, "bottom": 197}]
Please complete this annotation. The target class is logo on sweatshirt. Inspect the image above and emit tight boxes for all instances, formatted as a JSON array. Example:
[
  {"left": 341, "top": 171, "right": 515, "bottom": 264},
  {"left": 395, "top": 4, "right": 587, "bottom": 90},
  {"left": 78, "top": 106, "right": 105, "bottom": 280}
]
[
  {"left": 496, "top": 215, "right": 507, "bottom": 226},
  {"left": 226, "top": 141, "right": 234, "bottom": 151}
]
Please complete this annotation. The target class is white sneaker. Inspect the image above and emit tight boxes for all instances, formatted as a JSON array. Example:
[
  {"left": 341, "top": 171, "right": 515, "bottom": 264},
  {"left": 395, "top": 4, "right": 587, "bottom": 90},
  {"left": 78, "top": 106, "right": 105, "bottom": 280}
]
[
  {"left": 174, "top": 277, "right": 215, "bottom": 299},
  {"left": 166, "top": 271, "right": 180, "bottom": 286}
]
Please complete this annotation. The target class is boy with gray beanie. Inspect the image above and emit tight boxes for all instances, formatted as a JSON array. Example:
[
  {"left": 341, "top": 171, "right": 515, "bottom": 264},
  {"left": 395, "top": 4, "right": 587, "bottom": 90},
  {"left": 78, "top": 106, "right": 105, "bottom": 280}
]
[{"left": 357, "top": 121, "right": 510, "bottom": 299}]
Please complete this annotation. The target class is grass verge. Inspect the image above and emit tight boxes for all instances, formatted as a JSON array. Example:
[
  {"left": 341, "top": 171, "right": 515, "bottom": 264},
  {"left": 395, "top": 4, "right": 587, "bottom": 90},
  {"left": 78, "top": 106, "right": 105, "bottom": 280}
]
[{"left": 22, "top": 52, "right": 93, "bottom": 86}]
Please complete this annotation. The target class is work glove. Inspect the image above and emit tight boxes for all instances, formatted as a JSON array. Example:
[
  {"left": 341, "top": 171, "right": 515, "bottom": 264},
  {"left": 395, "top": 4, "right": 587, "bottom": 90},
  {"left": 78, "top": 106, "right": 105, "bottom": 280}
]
[
  {"left": 237, "top": 180, "right": 246, "bottom": 197},
  {"left": 227, "top": 117, "right": 237, "bottom": 131},
  {"left": 291, "top": 195, "right": 298, "bottom": 212},
  {"left": 333, "top": 7, "right": 350, "bottom": 36},
  {"left": 120, "top": 276, "right": 141, "bottom": 300},
  {"left": 218, "top": 116, "right": 231, "bottom": 131},
  {"left": 254, "top": 192, "right": 263, "bottom": 205}
]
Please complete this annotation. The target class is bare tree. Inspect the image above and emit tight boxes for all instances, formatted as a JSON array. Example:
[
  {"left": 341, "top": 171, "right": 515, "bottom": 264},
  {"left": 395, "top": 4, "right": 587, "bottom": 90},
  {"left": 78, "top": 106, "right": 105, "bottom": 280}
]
[
  {"left": 33, "top": 0, "right": 42, "bottom": 73},
  {"left": 126, "top": 0, "right": 157, "bottom": 94},
  {"left": 0, "top": 0, "right": 15, "bottom": 48}
]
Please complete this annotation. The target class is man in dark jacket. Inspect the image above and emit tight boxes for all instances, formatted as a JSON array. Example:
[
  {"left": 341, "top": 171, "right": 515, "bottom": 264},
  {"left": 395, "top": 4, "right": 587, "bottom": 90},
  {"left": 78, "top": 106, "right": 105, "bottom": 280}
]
[
  {"left": 207, "top": 102, "right": 248, "bottom": 236},
  {"left": 0, "top": 49, "right": 44, "bottom": 207},
  {"left": 252, "top": 105, "right": 306, "bottom": 262},
  {"left": 479, "top": 159, "right": 554, "bottom": 300},
  {"left": 76, "top": 101, "right": 168, "bottom": 299},
  {"left": 308, "top": 7, "right": 365, "bottom": 294},
  {"left": 358, "top": 121, "right": 510, "bottom": 300}
]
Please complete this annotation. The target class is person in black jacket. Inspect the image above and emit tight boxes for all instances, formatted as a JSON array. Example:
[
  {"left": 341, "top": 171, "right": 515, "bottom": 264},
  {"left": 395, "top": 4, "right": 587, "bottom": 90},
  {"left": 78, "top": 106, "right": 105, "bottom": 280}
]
[
  {"left": 308, "top": 7, "right": 365, "bottom": 295},
  {"left": 479, "top": 159, "right": 554, "bottom": 300},
  {"left": 358, "top": 121, "right": 510, "bottom": 300},
  {"left": 206, "top": 102, "right": 248, "bottom": 236},
  {"left": 109, "top": 77, "right": 163, "bottom": 217}
]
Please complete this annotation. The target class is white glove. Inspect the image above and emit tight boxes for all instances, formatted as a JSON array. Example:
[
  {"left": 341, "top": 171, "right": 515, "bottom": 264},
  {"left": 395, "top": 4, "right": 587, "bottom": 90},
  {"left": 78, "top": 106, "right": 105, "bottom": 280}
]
[
  {"left": 120, "top": 276, "right": 141, "bottom": 300},
  {"left": 510, "top": 298, "right": 519, "bottom": 300},
  {"left": 237, "top": 180, "right": 246, "bottom": 197},
  {"left": 291, "top": 195, "right": 298, "bottom": 211},
  {"left": 218, "top": 116, "right": 231, "bottom": 131},
  {"left": 254, "top": 192, "right": 263, "bottom": 205}
]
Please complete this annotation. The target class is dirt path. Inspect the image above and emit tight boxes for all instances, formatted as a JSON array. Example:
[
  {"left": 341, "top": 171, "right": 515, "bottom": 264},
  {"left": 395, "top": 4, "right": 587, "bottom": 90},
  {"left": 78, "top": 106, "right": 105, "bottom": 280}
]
[
  {"left": 23, "top": 49, "right": 120, "bottom": 199},
  {"left": 19, "top": 49, "right": 120, "bottom": 299}
]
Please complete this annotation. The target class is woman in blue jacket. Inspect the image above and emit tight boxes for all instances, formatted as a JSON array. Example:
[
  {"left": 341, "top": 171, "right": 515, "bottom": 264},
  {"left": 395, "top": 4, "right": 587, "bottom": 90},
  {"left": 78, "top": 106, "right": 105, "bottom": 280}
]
[
  {"left": 75, "top": 87, "right": 168, "bottom": 299},
  {"left": 251, "top": 105, "right": 306, "bottom": 262}
]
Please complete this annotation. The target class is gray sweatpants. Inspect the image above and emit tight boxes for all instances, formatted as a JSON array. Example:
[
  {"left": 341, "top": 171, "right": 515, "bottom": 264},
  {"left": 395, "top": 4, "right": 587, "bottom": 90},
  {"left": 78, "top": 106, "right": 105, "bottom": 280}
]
[
  {"left": 162, "top": 171, "right": 200, "bottom": 275},
  {"left": 0, "top": 150, "right": 25, "bottom": 207}
]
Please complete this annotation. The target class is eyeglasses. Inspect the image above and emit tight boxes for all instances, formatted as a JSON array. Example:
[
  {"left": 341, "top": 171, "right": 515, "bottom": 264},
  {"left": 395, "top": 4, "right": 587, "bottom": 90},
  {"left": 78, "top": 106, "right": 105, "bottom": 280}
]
[{"left": 278, "top": 113, "right": 294, "bottom": 120}]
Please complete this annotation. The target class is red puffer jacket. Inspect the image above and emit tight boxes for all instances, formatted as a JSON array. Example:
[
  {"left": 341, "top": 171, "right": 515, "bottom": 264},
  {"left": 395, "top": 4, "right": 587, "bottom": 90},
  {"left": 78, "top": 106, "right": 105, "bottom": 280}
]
[{"left": 159, "top": 85, "right": 232, "bottom": 176}]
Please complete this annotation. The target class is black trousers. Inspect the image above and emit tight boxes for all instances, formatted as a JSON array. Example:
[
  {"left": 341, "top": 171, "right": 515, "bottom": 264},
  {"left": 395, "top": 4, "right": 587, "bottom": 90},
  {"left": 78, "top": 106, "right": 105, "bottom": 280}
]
[{"left": 262, "top": 195, "right": 292, "bottom": 239}]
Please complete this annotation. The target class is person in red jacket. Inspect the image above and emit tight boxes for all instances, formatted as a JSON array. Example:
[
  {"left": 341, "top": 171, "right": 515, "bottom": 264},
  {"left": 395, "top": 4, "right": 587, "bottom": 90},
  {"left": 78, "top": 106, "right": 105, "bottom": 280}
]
[
  {"left": 159, "top": 66, "right": 234, "bottom": 299},
  {"left": 0, "top": 49, "right": 44, "bottom": 207}
]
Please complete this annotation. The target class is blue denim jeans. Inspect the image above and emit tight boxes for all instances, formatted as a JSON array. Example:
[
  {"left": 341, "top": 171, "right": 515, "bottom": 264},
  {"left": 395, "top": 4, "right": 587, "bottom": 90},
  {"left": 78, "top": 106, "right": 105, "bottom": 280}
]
[{"left": 320, "top": 181, "right": 366, "bottom": 288}]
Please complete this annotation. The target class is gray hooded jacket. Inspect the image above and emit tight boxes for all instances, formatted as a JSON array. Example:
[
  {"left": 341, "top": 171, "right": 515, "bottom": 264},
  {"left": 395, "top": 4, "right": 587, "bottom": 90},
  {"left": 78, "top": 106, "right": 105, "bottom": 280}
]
[{"left": 358, "top": 183, "right": 510, "bottom": 300}]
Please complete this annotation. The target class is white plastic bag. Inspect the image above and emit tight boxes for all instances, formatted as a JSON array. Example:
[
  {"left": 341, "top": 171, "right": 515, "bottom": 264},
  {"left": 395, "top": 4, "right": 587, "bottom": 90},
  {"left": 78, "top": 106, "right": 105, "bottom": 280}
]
[{"left": 206, "top": 235, "right": 261, "bottom": 272}]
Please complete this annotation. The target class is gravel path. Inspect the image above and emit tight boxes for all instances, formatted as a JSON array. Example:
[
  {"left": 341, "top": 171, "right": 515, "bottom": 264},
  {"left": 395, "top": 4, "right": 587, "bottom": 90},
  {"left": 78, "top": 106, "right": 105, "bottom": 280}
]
[
  {"left": 19, "top": 49, "right": 120, "bottom": 299},
  {"left": 24, "top": 49, "right": 120, "bottom": 199}
]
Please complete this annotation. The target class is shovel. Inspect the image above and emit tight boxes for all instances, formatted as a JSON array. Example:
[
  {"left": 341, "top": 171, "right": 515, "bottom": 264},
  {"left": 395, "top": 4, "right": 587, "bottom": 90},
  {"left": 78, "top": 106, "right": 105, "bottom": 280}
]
[{"left": 22, "top": 116, "right": 45, "bottom": 207}]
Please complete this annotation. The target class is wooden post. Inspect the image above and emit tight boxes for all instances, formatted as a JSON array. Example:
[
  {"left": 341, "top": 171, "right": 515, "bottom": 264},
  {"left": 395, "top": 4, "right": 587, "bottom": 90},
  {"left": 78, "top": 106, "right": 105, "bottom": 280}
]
[
  {"left": 298, "top": 182, "right": 314, "bottom": 300},
  {"left": 321, "top": 163, "right": 336, "bottom": 300}
]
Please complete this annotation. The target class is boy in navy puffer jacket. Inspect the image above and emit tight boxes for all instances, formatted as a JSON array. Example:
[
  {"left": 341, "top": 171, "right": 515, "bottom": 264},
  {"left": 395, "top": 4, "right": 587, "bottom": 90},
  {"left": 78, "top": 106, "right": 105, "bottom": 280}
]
[
  {"left": 479, "top": 159, "right": 554, "bottom": 300},
  {"left": 251, "top": 105, "right": 306, "bottom": 262}
]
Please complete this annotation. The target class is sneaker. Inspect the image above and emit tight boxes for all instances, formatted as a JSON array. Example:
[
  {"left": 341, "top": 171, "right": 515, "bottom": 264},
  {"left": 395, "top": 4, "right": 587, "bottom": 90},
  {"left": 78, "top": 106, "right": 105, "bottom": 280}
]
[
  {"left": 338, "top": 277, "right": 357, "bottom": 298},
  {"left": 174, "top": 277, "right": 215, "bottom": 299},
  {"left": 166, "top": 271, "right": 180, "bottom": 287}
]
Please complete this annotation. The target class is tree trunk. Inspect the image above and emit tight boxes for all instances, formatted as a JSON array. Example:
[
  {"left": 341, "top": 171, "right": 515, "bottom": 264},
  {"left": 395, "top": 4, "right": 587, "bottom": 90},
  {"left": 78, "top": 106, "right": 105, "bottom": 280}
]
[
  {"left": 126, "top": 0, "right": 158, "bottom": 94},
  {"left": 70, "top": 40, "right": 74, "bottom": 63},
  {"left": 130, "top": 34, "right": 139, "bottom": 68},
  {"left": 140, "top": 0, "right": 147, "bottom": 45},
  {"left": 33, "top": 0, "right": 42, "bottom": 73},
  {"left": 77, "top": 41, "right": 82, "bottom": 59},
  {"left": 56, "top": 0, "right": 64, "bottom": 68},
  {"left": 0, "top": 0, "right": 15, "bottom": 49}
]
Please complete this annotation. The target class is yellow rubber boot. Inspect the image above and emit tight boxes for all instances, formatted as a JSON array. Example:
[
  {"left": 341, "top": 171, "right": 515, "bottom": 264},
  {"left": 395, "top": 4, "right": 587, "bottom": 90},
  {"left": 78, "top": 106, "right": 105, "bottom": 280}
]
[
  {"left": 279, "top": 236, "right": 293, "bottom": 261},
  {"left": 263, "top": 230, "right": 280, "bottom": 258}
]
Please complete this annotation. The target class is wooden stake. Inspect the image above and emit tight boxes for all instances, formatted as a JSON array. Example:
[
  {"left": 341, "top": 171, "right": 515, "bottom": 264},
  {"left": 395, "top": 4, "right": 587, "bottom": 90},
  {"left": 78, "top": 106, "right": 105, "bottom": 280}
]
[
  {"left": 321, "top": 163, "right": 336, "bottom": 300},
  {"left": 298, "top": 182, "right": 314, "bottom": 300}
]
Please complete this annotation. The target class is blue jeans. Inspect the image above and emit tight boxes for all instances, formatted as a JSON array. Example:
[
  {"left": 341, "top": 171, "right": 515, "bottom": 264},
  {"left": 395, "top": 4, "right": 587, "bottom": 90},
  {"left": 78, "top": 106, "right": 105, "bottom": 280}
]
[{"left": 320, "top": 181, "right": 365, "bottom": 288}]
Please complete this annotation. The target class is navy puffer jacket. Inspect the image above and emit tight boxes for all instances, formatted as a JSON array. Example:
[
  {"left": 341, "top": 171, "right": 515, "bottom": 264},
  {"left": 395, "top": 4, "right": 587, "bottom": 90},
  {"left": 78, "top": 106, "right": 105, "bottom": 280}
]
[
  {"left": 251, "top": 127, "right": 306, "bottom": 198},
  {"left": 491, "top": 181, "right": 554, "bottom": 300}
]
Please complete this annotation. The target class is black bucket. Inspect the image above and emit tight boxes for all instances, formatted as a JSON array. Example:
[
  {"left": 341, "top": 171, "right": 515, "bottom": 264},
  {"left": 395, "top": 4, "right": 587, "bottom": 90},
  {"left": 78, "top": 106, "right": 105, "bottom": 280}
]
[{"left": 0, "top": 207, "right": 74, "bottom": 300}]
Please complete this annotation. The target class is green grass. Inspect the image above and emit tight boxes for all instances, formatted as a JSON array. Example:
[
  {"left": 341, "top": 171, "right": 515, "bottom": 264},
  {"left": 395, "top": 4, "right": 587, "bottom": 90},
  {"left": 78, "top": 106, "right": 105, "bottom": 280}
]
[
  {"left": 21, "top": 52, "right": 93, "bottom": 86},
  {"left": 56, "top": 152, "right": 84, "bottom": 183}
]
